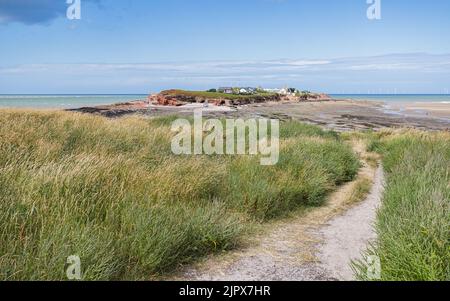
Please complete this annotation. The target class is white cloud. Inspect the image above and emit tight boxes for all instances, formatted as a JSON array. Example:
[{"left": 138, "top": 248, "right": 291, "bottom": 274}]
[{"left": 1, "top": 53, "right": 449, "bottom": 93}]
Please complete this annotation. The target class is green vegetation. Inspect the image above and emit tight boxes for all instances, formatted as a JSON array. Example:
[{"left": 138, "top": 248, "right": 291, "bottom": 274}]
[
  {"left": 2, "top": 111, "right": 448, "bottom": 281},
  {"left": 162, "top": 89, "right": 278, "bottom": 100},
  {"left": 346, "top": 177, "right": 373, "bottom": 206},
  {"left": 354, "top": 130, "right": 450, "bottom": 281},
  {"left": 296, "top": 90, "right": 313, "bottom": 100},
  {"left": 0, "top": 110, "right": 359, "bottom": 280}
]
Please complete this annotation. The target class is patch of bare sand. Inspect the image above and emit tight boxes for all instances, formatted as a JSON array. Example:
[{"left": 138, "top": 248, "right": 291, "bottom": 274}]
[
  {"left": 169, "top": 140, "right": 383, "bottom": 281},
  {"left": 387, "top": 102, "right": 450, "bottom": 119}
]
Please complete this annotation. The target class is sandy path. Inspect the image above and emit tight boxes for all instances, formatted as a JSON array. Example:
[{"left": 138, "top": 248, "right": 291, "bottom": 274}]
[
  {"left": 317, "top": 164, "right": 384, "bottom": 280},
  {"left": 170, "top": 141, "right": 384, "bottom": 281}
]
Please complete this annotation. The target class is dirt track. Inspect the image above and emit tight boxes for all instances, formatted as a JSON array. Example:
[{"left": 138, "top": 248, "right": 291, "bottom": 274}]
[{"left": 317, "top": 164, "right": 384, "bottom": 280}]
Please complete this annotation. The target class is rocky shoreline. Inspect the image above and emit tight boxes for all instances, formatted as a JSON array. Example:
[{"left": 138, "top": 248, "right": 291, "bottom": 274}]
[
  {"left": 67, "top": 89, "right": 332, "bottom": 117},
  {"left": 152, "top": 91, "right": 279, "bottom": 106},
  {"left": 66, "top": 92, "right": 449, "bottom": 132},
  {"left": 66, "top": 100, "right": 150, "bottom": 118},
  {"left": 150, "top": 89, "right": 332, "bottom": 106}
]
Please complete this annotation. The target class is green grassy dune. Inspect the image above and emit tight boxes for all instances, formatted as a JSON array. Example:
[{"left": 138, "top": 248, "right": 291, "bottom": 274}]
[
  {"left": 2, "top": 110, "right": 447, "bottom": 281},
  {"left": 354, "top": 130, "right": 450, "bottom": 281},
  {"left": 0, "top": 111, "right": 359, "bottom": 280}
]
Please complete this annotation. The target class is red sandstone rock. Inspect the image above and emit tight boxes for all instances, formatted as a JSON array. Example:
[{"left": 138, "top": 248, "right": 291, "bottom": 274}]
[{"left": 153, "top": 90, "right": 282, "bottom": 107}]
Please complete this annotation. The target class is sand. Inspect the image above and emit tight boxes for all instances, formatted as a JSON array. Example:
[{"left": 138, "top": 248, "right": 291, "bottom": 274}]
[
  {"left": 70, "top": 99, "right": 450, "bottom": 132},
  {"left": 386, "top": 102, "right": 450, "bottom": 119}
]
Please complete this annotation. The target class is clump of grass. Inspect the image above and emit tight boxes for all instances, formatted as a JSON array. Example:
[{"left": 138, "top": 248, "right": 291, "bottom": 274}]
[
  {"left": 346, "top": 177, "right": 372, "bottom": 206},
  {"left": 280, "top": 121, "right": 339, "bottom": 140},
  {"left": 225, "top": 136, "right": 359, "bottom": 221},
  {"left": 0, "top": 110, "right": 359, "bottom": 280},
  {"left": 354, "top": 130, "right": 450, "bottom": 281}
]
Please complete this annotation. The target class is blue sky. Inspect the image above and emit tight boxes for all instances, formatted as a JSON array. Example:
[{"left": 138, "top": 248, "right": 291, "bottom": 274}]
[{"left": 1, "top": 0, "right": 450, "bottom": 94}]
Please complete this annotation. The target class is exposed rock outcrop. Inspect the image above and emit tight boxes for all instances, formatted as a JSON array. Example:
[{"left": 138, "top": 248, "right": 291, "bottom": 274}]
[
  {"left": 150, "top": 90, "right": 332, "bottom": 106},
  {"left": 150, "top": 90, "right": 282, "bottom": 106},
  {"left": 297, "top": 93, "right": 332, "bottom": 102},
  {"left": 67, "top": 100, "right": 149, "bottom": 118}
]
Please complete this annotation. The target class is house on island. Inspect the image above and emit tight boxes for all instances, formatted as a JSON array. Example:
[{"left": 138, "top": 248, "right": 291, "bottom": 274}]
[
  {"left": 218, "top": 87, "right": 234, "bottom": 94},
  {"left": 263, "top": 88, "right": 282, "bottom": 94},
  {"left": 239, "top": 87, "right": 257, "bottom": 94},
  {"left": 278, "top": 88, "right": 297, "bottom": 96},
  {"left": 263, "top": 87, "right": 298, "bottom": 96}
]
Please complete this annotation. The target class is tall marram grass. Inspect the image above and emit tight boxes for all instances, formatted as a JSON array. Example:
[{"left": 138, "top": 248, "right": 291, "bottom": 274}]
[
  {"left": 354, "top": 130, "right": 450, "bottom": 281},
  {"left": 0, "top": 110, "right": 358, "bottom": 280}
]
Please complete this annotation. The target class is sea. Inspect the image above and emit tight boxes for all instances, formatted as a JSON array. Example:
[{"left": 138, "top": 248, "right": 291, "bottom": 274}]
[
  {"left": 0, "top": 94, "right": 449, "bottom": 109},
  {"left": 330, "top": 94, "right": 450, "bottom": 104},
  {"left": 0, "top": 94, "right": 147, "bottom": 109}
]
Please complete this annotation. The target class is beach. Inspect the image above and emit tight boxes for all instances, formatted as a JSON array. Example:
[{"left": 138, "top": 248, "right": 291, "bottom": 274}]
[
  {"left": 386, "top": 102, "right": 450, "bottom": 119},
  {"left": 67, "top": 98, "right": 450, "bottom": 132}
]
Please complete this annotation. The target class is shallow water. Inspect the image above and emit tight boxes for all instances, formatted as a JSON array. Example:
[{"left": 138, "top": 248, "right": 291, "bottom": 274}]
[
  {"left": 0, "top": 95, "right": 147, "bottom": 109},
  {"left": 2, "top": 94, "right": 450, "bottom": 110},
  {"left": 331, "top": 94, "right": 450, "bottom": 104}
]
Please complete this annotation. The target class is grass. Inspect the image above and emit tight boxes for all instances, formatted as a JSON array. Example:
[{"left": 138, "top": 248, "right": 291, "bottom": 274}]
[
  {"left": 346, "top": 177, "right": 373, "bottom": 206},
  {"left": 0, "top": 110, "right": 359, "bottom": 280},
  {"left": 162, "top": 89, "right": 278, "bottom": 101},
  {"left": 353, "top": 130, "right": 450, "bottom": 281}
]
